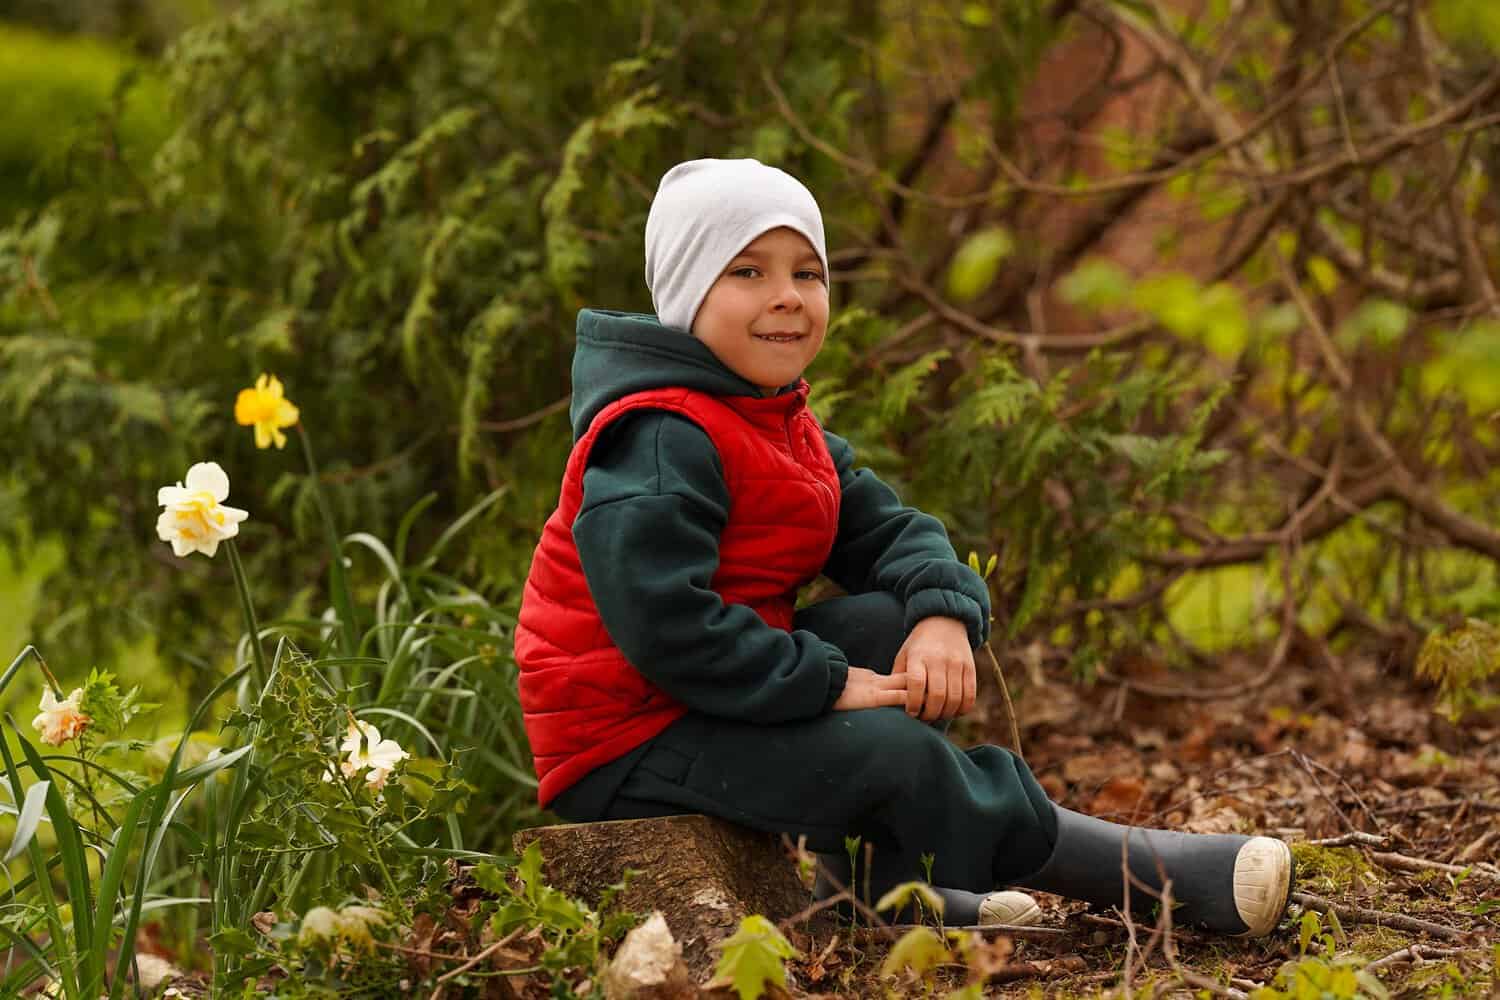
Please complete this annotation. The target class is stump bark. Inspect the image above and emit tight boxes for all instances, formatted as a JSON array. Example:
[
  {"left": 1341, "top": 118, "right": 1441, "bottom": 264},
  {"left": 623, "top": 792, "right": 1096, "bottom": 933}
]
[{"left": 513, "top": 815, "right": 814, "bottom": 978}]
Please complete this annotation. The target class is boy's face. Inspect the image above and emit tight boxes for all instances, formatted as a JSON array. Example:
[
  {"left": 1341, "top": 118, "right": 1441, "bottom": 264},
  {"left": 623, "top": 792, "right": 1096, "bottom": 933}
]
[{"left": 691, "top": 227, "right": 829, "bottom": 394}]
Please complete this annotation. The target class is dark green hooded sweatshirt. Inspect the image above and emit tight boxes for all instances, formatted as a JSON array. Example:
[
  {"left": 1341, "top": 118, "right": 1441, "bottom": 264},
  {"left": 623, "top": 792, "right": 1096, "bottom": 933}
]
[{"left": 564, "top": 309, "right": 992, "bottom": 732}]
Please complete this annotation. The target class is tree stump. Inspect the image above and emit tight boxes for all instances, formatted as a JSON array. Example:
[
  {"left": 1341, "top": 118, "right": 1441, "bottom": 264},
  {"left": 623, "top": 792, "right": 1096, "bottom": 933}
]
[{"left": 513, "top": 814, "right": 814, "bottom": 978}]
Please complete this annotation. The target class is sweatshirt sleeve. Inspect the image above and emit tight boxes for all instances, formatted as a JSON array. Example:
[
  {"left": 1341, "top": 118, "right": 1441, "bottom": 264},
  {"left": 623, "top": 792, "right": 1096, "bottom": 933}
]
[
  {"left": 820, "top": 429, "right": 993, "bottom": 647},
  {"left": 573, "top": 411, "right": 849, "bottom": 721}
]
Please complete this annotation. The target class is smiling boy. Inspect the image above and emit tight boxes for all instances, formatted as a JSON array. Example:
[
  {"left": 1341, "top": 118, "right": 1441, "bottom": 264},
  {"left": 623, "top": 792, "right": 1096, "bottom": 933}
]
[{"left": 513, "top": 158, "right": 1293, "bottom": 935}]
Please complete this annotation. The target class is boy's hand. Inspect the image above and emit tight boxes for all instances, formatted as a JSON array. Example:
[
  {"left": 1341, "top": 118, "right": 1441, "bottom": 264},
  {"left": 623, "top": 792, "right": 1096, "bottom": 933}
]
[
  {"left": 831, "top": 667, "right": 911, "bottom": 711},
  {"left": 893, "top": 616, "right": 976, "bottom": 722}
]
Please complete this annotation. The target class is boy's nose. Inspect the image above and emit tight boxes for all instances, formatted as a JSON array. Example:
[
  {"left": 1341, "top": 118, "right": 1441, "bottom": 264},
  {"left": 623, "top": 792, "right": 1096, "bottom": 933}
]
[{"left": 769, "top": 282, "right": 803, "bottom": 311}]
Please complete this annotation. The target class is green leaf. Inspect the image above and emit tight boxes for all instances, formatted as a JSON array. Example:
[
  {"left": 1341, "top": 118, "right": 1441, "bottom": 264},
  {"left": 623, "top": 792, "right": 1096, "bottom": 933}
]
[
  {"left": 1299, "top": 909, "right": 1321, "bottom": 954},
  {"left": 4, "top": 779, "right": 49, "bottom": 863},
  {"left": 1432, "top": 0, "right": 1500, "bottom": 54},
  {"left": 714, "top": 914, "right": 798, "bottom": 1000},
  {"left": 879, "top": 350, "right": 951, "bottom": 423},
  {"left": 946, "top": 228, "right": 1013, "bottom": 302},
  {"left": 517, "top": 840, "right": 545, "bottom": 901},
  {"left": 208, "top": 927, "right": 258, "bottom": 958},
  {"left": 879, "top": 925, "right": 950, "bottom": 979},
  {"left": 875, "top": 880, "right": 945, "bottom": 918},
  {"left": 1420, "top": 323, "right": 1500, "bottom": 412},
  {"left": 1307, "top": 256, "right": 1340, "bottom": 293},
  {"left": 1059, "top": 259, "right": 1131, "bottom": 310},
  {"left": 1337, "top": 299, "right": 1410, "bottom": 349},
  {"left": 960, "top": 4, "right": 993, "bottom": 27}
]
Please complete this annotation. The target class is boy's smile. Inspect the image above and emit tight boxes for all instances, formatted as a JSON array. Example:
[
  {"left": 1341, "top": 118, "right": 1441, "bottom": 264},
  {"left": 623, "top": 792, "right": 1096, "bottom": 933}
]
[{"left": 691, "top": 227, "right": 829, "bottom": 394}]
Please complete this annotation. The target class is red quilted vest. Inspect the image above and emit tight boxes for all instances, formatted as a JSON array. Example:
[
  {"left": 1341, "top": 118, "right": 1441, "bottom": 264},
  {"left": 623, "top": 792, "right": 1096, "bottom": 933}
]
[{"left": 514, "top": 382, "right": 841, "bottom": 805}]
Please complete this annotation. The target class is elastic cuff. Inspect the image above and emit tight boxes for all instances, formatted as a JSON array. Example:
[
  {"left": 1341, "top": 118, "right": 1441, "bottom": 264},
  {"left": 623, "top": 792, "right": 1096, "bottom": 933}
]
[
  {"left": 820, "top": 643, "right": 850, "bottom": 713},
  {"left": 904, "top": 588, "right": 989, "bottom": 647}
]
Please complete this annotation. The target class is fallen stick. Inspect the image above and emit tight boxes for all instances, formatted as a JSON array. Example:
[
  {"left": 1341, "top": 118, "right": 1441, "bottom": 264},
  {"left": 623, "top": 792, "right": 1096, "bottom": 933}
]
[
  {"left": 1362, "top": 944, "right": 1467, "bottom": 973},
  {"left": 985, "top": 956, "right": 1088, "bottom": 983},
  {"left": 1375, "top": 798, "right": 1500, "bottom": 817},
  {"left": 1291, "top": 892, "right": 1468, "bottom": 941},
  {"left": 1305, "top": 831, "right": 1390, "bottom": 849},
  {"left": 924, "top": 922, "right": 1071, "bottom": 938},
  {"left": 1370, "top": 851, "right": 1500, "bottom": 887}
]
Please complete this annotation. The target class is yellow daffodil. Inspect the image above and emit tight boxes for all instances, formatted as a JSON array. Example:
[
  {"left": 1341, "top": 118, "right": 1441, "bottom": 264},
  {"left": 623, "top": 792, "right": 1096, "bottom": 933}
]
[
  {"left": 156, "top": 462, "right": 250, "bottom": 558},
  {"left": 32, "top": 687, "right": 90, "bottom": 746},
  {"left": 234, "top": 373, "right": 300, "bottom": 450}
]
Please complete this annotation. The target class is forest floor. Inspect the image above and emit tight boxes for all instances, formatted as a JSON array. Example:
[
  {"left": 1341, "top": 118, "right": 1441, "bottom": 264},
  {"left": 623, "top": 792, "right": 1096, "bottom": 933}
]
[
  {"left": 142, "top": 646, "right": 1498, "bottom": 998},
  {"left": 757, "top": 647, "right": 1500, "bottom": 998}
]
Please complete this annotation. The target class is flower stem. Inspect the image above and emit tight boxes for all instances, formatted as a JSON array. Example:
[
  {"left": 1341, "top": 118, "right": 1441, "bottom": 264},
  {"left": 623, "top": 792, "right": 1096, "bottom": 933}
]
[
  {"left": 296, "top": 424, "right": 359, "bottom": 662},
  {"left": 225, "top": 539, "right": 267, "bottom": 692}
]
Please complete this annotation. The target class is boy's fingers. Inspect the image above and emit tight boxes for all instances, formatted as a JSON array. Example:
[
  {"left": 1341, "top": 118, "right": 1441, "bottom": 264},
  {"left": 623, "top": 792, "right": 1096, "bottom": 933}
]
[
  {"left": 961, "top": 660, "right": 977, "bottom": 716},
  {"left": 945, "top": 661, "right": 965, "bottom": 719},
  {"left": 905, "top": 658, "right": 927, "bottom": 716},
  {"left": 924, "top": 659, "right": 947, "bottom": 721}
]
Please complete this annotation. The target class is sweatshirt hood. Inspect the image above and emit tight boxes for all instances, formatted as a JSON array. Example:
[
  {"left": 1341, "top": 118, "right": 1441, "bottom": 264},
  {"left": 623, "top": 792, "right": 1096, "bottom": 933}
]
[{"left": 570, "top": 309, "right": 783, "bottom": 440}]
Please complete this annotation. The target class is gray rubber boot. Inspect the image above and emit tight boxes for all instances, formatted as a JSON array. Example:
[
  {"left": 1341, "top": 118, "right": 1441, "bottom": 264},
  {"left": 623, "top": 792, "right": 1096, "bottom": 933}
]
[{"left": 1016, "top": 806, "right": 1293, "bottom": 937}]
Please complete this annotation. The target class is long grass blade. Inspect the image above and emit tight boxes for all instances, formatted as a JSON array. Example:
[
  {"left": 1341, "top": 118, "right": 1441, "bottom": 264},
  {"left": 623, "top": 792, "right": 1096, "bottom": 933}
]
[
  {"left": 89, "top": 789, "right": 151, "bottom": 995},
  {"left": 0, "top": 732, "right": 76, "bottom": 998},
  {"left": 345, "top": 532, "right": 408, "bottom": 595},
  {"left": 111, "top": 664, "right": 250, "bottom": 997},
  {"left": 4, "top": 779, "right": 50, "bottom": 864},
  {"left": 169, "top": 744, "right": 253, "bottom": 790},
  {"left": 10, "top": 727, "right": 95, "bottom": 969},
  {"left": 0, "top": 646, "right": 42, "bottom": 699},
  {"left": 393, "top": 491, "right": 439, "bottom": 566},
  {"left": 421, "top": 486, "right": 508, "bottom": 568}
]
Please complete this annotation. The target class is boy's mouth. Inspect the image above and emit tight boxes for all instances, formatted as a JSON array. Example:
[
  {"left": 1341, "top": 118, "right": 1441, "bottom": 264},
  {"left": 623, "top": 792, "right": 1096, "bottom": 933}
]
[{"left": 753, "top": 332, "right": 806, "bottom": 344}]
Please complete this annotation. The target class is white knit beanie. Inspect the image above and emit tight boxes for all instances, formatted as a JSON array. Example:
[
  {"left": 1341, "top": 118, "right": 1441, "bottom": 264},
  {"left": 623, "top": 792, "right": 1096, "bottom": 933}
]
[{"left": 644, "top": 158, "right": 829, "bottom": 333}]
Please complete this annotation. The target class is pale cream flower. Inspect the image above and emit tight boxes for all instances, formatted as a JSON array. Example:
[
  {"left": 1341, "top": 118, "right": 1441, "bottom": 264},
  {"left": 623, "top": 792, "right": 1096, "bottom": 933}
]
[
  {"left": 155, "top": 462, "right": 249, "bottom": 559},
  {"left": 297, "top": 906, "right": 341, "bottom": 948},
  {"left": 337, "top": 905, "right": 389, "bottom": 952},
  {"left": 336, "top": 720, "right": 410, "bottom": 792},
  {"left": 32, "top": 687, "right": 90, "bottom": 746},
  {"left": 234, "top": 373, "right": 301, "bottom": 450}
]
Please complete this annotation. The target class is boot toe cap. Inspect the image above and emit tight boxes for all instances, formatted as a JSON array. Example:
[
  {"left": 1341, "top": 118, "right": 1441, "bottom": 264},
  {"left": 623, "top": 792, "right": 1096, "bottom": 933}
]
[
  {"left": 1232, "top": 837, "right": 1294, "bottom": 937},
  {"left": 978, "top": 890, "right": 1044, "bottom": 927}
]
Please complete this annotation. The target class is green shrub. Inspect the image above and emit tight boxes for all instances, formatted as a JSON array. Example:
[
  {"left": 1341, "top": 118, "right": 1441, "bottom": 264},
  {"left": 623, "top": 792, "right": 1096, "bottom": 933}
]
[{"left": 0, "top": 22, "right": 171, "bottom": 223}]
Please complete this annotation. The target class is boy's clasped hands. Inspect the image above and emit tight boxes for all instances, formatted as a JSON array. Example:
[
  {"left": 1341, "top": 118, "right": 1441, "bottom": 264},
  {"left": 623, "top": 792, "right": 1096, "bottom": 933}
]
[{"left": 831, "top": 616, "right": 977, "bottom": 721}]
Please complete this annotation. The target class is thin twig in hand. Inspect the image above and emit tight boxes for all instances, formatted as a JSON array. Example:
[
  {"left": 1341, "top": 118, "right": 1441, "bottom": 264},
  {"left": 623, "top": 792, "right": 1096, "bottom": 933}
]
[{"left": 982, "top": 642, "right": 1023, "bottom": 759}]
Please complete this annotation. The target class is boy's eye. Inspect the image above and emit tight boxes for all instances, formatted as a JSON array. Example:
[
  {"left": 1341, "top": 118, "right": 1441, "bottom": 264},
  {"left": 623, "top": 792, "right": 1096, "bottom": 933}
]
[
  {"left": 729, "top": 266, "right": 761, "bottom": 278},
  {"left": 797, "top": 269, "right": 825, "bottom": 282}
]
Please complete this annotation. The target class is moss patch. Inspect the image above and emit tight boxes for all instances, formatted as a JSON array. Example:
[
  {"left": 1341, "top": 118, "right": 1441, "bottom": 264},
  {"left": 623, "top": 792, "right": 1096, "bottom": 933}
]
[{"left": 1290, "top": 844, "right": 1374, "bottom": 894}]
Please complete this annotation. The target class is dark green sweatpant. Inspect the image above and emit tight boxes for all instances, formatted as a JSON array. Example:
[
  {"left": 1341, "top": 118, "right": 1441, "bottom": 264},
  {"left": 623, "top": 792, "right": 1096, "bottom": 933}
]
[{"left": 549, "top": 592, "right": 1058, "bottom": 891}]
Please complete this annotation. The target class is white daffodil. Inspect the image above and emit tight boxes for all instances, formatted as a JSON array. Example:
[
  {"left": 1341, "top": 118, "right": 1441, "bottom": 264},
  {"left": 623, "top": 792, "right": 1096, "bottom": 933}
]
[
  {"left": 337, "top": 720, "right": 410, "bottom": 792},
  {"left": 155, "top": 462, "right": 249, "bottom": 559},
  {"left": 32, "top": 687, "right": 90, "bottom": 746}
]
